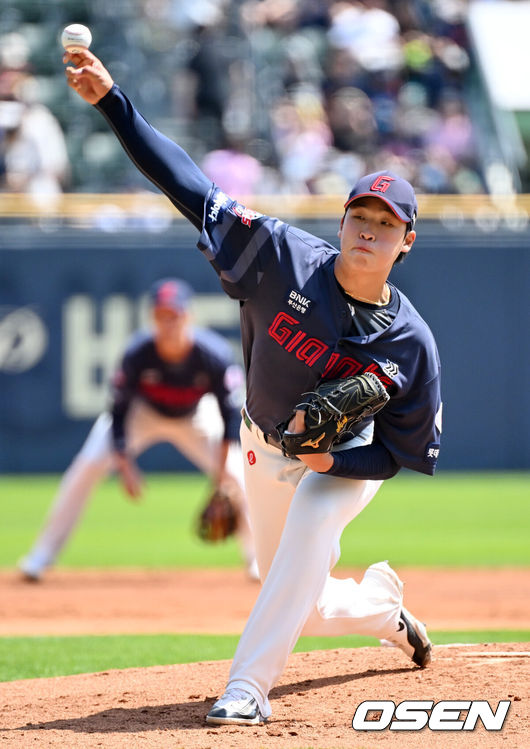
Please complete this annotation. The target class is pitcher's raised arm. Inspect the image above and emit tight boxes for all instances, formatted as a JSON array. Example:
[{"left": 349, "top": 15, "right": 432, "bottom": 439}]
[{"left": 64, "top": 49, "right": 212, "bottom": 229}]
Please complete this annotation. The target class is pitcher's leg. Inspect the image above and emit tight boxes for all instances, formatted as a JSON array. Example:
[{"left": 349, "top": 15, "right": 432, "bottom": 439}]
[
  {"left": 225, "top": 441, "right": 257, "bottom": 575},
  {"left": 226, "top": 470, "right": 397, "bottom": 718},
  {"left": 302, "top": 561, "right": 402, "bottom": 637},
  {"left": 239, "top": 425, "right": 306, "bottom": 582}
]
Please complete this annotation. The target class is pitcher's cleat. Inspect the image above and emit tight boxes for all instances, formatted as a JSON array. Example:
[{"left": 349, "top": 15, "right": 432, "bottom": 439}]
[
  {"left": 382, "top": 607, "right": 432, "bottom": 667},
  {"left": 206, "top": 688, "right": 266, "bottom": 725}
]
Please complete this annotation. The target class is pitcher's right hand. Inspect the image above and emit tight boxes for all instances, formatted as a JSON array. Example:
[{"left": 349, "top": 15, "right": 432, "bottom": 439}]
[{"left": 64, "top": 49, "right": 114, "bottom": 105}]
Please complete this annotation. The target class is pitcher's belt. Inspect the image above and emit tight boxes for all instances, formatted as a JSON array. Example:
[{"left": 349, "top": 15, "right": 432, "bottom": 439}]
[{"left": 241, "top": 407, "right": 284, "bottom": 452}]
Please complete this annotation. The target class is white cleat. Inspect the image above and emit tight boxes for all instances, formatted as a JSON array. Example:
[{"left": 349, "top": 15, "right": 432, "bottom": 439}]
[
  {"left": 206, "top": 688, "right": 266, "bottom": 725},
  {"left": 382, "top": 607, "right": 432, "bottom": 667}
]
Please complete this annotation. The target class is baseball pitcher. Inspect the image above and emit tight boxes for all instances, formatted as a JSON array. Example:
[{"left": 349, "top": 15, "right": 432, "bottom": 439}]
[{"left": 61, "top": 49, "right": 442, "bottom": 726}]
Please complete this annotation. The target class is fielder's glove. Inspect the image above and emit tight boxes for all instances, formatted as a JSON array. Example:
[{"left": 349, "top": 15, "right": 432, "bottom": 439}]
[
  {"left": 196, "top": 487, "right": 239, "bottom": 542},
  {"left": 276, "top": 371, "right": 390, "bottom": 457}
]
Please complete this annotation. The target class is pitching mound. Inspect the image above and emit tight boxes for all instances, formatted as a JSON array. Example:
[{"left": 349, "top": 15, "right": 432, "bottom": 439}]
[
  {"left": 1, "top": 644, "right": 528, "bottom": 748},
  {"left": 1, "top": 568, "right": 529, "bottom": 746}
]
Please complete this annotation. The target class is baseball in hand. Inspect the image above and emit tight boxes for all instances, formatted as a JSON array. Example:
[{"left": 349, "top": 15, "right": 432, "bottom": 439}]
[{"left": 61, "top": 24, "right": 92, "bottom": 53}]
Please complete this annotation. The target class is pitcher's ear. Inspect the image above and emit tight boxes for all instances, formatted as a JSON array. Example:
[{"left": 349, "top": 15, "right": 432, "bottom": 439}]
[{"left": 404, "top": 229, "right": 416, "bottom": 251}]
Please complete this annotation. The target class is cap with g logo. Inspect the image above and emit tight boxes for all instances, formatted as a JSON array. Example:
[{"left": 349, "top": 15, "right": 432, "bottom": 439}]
[{"left": 344, "top": 171, "right": 418, "bottom": 226}]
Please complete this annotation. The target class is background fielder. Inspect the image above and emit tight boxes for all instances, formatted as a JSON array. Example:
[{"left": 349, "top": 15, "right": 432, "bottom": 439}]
[
  {"left": 63, "top": 48, "right": 441, "bottom": 727},
  {"left": 19, "top": 278, "right": 257, "bottom": 581}
]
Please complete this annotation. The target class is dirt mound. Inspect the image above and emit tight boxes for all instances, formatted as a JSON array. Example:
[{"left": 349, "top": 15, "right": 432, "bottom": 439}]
[
  {"left": 1, "top": 644, "right": 528, "bottom": 748},
  {"left": 1, "top": 568, "right": 529, "bottom": 746}
]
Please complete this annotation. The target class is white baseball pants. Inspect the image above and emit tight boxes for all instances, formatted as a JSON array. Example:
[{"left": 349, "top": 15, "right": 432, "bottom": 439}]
[
  {"left": 226, "top": 418, "right": 404, "bottom": 719},
  {"left": 23, "top": 396, "right": 255, "bottom": 572}
]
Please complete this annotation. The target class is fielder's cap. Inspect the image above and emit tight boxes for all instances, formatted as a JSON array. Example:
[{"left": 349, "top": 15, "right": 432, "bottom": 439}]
[
  {"left": 344, "top": 171, "right": 418, "bottom": 226},
  {"left": 149, "top": 278, "right": 193, "bottom": 311}
]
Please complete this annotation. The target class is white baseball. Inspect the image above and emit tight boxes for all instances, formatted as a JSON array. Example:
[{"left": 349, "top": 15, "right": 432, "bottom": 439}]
[{"left": 61, "top": 24, "right": 92, "bottom": 53}]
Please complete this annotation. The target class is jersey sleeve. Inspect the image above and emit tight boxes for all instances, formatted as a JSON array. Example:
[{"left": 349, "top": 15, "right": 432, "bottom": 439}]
[
  {"left": 325, "top": 369, "right": 441, "bottom": 479},
  {"left": 197, "top": 186, "right": 288, "bottom": 299},
  {"left": 375, "top": 370, "right": 442, "bottom": 475},
  {"left": 96, "top": 87, "right": 287, "bottom": 299},
  {"left": 110, "top": 347, "right": 141, "bottom": 453},
  {"left": 96, "top": 85, "right": 212, "bottom": 230}
]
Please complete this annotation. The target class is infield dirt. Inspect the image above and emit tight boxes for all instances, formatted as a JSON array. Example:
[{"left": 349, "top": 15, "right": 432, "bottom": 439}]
[{"left": 0, "top": 567, "right": 528, "bottom": 747}]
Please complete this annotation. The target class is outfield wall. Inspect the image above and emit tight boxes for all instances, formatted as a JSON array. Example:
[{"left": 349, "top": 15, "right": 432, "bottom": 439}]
[{"left": 1, "top": 219, "right": 528, "bottom": 472}]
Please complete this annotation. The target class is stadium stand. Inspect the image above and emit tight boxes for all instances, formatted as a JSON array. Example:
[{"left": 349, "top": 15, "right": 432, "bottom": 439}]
[{"left": 0, "top": 0, "right": 523, "bottom": 197}]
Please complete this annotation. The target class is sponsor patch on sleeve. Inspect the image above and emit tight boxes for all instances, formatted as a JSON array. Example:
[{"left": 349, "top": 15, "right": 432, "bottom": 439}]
[
  {"left": 424, "top": 442, "right": 440, "bottom": 465},
  {"left": 233, "top": 203, "right": 262, "bottom": 227},
  {"left": 207, "top": 190, "right": 229, "bottom": 223}
]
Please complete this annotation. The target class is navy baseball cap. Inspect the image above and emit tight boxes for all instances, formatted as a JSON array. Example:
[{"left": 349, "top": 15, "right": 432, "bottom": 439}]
[
  {"left": 344, "top": 171, "right": 418, "bottom": 226},
  {"left": 149, "top": 278, "right": 193, "bottom": 311}
]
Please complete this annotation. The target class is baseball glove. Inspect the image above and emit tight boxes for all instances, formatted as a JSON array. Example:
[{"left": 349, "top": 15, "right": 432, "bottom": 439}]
[
  {"left": 276, "top": 371, "right": 390, "bottom": 457},
  {"left": 196, "top": 487, "right": 239, "bottom": 542}
]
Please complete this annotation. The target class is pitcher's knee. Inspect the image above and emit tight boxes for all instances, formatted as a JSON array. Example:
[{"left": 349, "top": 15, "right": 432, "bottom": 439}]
[{"left": 295, "top": 497, "right": 341, "bottom": 536}]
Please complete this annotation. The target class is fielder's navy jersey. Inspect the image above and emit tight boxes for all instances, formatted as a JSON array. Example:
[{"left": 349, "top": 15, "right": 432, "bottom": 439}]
[
  {"left": 97, "top": 86, "right": 441, "bottom": 476},
  {"left": 110, "top": 327, "right": 242, "bottom": 452}
]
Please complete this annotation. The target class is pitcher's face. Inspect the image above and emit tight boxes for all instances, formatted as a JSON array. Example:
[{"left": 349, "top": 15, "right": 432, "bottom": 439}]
[{"left": 338, "top": 196, "right": 415, "bottom": 274}]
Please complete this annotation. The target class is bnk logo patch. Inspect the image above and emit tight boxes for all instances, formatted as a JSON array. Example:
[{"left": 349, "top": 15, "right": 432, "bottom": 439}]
[{"left": 285, "top": 288, "right": 314, "bottom": 316}]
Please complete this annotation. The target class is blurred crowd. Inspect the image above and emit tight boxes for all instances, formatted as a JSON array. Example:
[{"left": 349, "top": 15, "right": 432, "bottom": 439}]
[{"left": 0, "top": 0, "right": 489, "bottom": 198}]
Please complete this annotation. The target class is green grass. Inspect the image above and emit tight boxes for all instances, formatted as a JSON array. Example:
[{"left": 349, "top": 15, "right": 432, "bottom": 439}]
[
  {"left": 341, "top": 470, "right": 530, "bottom": 566},
  {"left": 1, "top": 473, "right": 242, "bottom": 569},
  {"left": 1, "top": 471, "right": 528, "bottom": 569},
  {"left": 1, "top": 630, "right": 528, "bottom": 683},
  {"left": 0, "top": 471, "right": 528, "bottom": 684}
]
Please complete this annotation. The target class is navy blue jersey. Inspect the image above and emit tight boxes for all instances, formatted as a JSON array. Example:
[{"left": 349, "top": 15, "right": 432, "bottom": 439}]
[
  {"left": 110, "top": 327, "right": 242, "bottom": 452},
  {"left": 97, "top": 86, "right": 441, "bottom": 476},
  {"left": 198, "top": 191, "right": 441, "bottom": 474}
]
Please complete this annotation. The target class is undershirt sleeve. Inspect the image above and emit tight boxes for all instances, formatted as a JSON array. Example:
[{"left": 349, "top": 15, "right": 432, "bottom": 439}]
[{"left": 325, "top": 440, "right": 400, "bottom": 480}]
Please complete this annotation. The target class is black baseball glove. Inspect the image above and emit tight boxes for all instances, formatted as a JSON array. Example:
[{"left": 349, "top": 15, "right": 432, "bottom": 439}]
[
  {"left": 276, "top": 371, "right": 390, "bottom": 457},
  {"left": 196, "top": 487, "right": 239, "bottom": 542}
]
